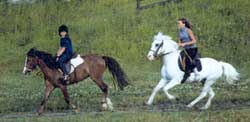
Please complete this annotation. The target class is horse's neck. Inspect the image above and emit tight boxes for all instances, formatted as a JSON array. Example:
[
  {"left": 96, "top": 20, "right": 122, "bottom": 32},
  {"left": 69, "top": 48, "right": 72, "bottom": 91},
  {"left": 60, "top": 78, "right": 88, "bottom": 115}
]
[
  {"left": 162, "top": 51, "right": 179, "bottom": 65},
  {"left": 37, "top": 59, "right": 58, "bottom": 76}
]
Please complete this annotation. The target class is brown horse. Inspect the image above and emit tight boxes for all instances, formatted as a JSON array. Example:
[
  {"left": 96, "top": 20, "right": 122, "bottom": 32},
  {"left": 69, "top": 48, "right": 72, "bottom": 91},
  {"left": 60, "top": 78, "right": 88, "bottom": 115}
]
[{"left": 23, "top": 48, "right": 129, "bottom": 115}]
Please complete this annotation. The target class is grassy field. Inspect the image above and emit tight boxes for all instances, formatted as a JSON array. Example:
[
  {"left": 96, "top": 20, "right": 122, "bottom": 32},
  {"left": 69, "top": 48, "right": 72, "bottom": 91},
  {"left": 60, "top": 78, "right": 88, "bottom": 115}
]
[
  {"left": 1, "top": 66, "right": 250, "bottom": 121},
  {"left": 0, "top": 0, "right": 250, "bottom": 121},
  {"left": 2, "top": 110, "right": 250, "bottom": 122}
]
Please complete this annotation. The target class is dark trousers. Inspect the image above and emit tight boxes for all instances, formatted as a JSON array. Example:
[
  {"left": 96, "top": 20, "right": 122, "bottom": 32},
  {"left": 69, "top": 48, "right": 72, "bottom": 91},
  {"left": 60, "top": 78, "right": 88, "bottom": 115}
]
[
  {"left": 184, "top": 47, "right": 198, "bottom": 73},
  {"left": 180, "top": 47, "right": 198, "bottom": 83},
  {"left": 58, "top": 54, "right": 71, "bottom": 75}
]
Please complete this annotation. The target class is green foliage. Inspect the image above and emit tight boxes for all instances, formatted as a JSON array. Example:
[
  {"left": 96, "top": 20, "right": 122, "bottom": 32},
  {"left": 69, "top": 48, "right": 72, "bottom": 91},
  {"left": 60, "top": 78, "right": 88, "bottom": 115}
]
[{"left": 0, "top": 0, "right": 249, "bottom": 72}]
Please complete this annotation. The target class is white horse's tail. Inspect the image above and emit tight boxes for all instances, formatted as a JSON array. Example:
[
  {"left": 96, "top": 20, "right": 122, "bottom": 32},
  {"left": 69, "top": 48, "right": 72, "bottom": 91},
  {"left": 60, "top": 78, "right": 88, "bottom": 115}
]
[{"left": 219, "top": 61, "right": 239, "bottom": 84}]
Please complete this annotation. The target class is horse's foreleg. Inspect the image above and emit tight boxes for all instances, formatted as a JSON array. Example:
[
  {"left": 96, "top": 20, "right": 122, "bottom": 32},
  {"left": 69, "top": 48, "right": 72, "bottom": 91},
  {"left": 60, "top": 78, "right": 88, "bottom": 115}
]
[
  {"left": 59, "top": 85, "right": 79, "bottom": 112},
  {"left": 163, "top": 79, "right": 180, "bottom": 100},
  {"left": 37, "top": 81, "right": 54, "bottom": 115},
  {"left": 146, "top": 78, "right": 167, "bottom": 105}
]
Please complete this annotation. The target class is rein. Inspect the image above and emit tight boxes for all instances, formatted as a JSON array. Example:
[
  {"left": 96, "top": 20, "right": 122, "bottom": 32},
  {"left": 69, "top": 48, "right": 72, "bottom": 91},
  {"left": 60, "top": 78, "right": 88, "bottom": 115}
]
[
  {"left": 150, "top": 41, "right": 173, "bottom": 58},
  {"left": 181, "top": 48, "right": 194, "bottom": 63},
  {"left": 160, "top": 51, "right": 173, "bottom": 57},
  {"left": 150, "top": 42, "right": 163, "bottom": 57}
]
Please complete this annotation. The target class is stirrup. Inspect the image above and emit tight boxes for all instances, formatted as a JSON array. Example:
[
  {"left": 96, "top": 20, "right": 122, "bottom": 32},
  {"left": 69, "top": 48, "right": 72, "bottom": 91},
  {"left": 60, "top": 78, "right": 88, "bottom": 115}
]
[{"left": 64, "top": 75, "right": 69, "bottom": 80}]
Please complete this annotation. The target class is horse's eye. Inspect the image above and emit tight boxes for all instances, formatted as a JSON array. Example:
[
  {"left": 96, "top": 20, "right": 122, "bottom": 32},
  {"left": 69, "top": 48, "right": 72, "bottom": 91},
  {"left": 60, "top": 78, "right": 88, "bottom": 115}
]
[{"left": 155, "top": 44, "right": 159, "bottom": 47}]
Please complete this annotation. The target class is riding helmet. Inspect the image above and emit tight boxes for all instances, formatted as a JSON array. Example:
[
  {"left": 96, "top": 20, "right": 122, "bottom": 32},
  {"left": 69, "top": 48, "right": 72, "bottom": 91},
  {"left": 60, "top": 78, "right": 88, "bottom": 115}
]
[{"left": 58, "top": 25, "right": 68, "bottom": 34}]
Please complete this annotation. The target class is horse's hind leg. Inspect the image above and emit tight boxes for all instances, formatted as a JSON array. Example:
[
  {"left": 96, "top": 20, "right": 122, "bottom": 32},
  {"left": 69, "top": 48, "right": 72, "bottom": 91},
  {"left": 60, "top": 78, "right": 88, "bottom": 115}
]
[
  {"left": 187, "top": 80, "right": 215, "bottom": 109},
  {"left": 201, "top": 87, "right": 215, "bottom": 110},
  {"left": 37, "top": 80, "right": 55, "bottom": 115},
  {"left": 92, "top": 77, "right": 113, "bottom": 111},
  {"left": 187, "top": 89, "right": 208, "bottom": 108},
  {"left": 59, "top": 84, "right": 79, "bottom": 112},
  {"left": 147, "top": 78, "right": 167, "bottom": 105}
]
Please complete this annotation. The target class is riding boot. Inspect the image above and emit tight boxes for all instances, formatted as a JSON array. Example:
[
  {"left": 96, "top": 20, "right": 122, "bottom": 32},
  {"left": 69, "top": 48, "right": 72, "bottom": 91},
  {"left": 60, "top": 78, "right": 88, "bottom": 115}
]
[
  {"left": 181, "top": 72, "right": 190, "bottom": 84},
  {"left": 60, "top": 64, "right": 68, "bottom": 85},
  {"left": 181, "top": 65, "right": 192, "bottom": 84},
  {"left": 60, "top": 75, "right": 68, "bottom": 85}
]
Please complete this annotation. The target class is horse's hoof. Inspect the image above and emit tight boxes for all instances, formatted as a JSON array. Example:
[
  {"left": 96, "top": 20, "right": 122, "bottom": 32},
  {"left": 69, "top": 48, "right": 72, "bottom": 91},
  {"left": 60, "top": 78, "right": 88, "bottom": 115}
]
[
  {"left": 74, "top": 108, "right": 80, "bottom": 113},
  {"left": 143, "top": 102, "right": 148, "bottom": 106},
  {"left": 101, "top": 103, "right": 108, "bottom": 111},
  {"left": 187, "top": 104, "right": 193, "bottom": 108},
  {"left": 71, "top": 104, "right": 77, "bottom": 109},
  {"left": 109, "top": 107, "right": 114, "bottom": 112},
  {"left": 37, "top": 110, "right": 43, "bottom": 116},
  {"left": 175, "top": 97, "right": 180, "bottom": 102},
  {"left": 200, "top": 106, "right": 208, "bottom": 110},
  {"left": 145, "top": 101, "right": 152, "bottom": 106},
  {"left": 36, "top": 112, "right": 42, "bottom": 116}
]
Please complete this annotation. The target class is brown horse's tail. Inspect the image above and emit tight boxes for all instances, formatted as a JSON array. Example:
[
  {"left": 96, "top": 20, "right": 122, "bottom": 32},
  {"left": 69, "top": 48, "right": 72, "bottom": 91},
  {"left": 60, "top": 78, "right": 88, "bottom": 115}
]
[{"left": 102, "top": 56, "right": 129, "bottom": 90}]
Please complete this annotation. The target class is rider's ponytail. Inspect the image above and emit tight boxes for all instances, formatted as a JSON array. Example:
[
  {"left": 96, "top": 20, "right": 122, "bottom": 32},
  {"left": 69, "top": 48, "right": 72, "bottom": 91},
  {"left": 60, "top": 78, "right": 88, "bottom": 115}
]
[{"left": 178, "top": 18, "right": 192, "bottom": 30}]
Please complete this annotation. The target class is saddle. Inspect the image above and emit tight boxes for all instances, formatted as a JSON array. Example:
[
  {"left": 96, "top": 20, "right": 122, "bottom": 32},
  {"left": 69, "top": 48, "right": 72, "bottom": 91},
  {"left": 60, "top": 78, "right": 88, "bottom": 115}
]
[
  {"left": 178, "top": 51, "right": 202, "bottom": 73},
  {"left": 60, "top": 54, "right": 84, "bottom": 75}
]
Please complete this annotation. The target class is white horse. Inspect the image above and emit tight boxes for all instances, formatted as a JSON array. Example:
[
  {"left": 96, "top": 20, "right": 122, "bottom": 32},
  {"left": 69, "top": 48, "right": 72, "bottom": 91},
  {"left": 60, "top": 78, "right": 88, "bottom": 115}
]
[{"left": 146, "top": 32, "right": 239, "bottom": 109}]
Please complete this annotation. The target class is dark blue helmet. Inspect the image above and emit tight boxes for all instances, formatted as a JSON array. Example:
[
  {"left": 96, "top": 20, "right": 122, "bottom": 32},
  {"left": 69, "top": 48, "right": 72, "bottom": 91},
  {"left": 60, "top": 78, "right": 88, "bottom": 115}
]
[{"left": 58, "top": 25, "right": 68, "bottom": 34}]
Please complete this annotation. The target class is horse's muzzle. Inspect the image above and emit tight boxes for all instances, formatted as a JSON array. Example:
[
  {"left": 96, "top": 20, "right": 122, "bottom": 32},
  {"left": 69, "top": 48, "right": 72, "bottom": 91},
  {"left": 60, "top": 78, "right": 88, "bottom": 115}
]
[
  {"left": 23, "top": 67, "right": 31, "bottom": 75},
  {"left": 147, "top": 54, "right": 155, "bottom": 61}
]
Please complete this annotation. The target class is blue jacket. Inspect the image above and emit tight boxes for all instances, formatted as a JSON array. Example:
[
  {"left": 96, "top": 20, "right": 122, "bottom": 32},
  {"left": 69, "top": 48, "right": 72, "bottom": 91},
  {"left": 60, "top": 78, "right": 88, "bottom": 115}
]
[{"left": 60, "top": 36, "right": 73, "bottom": 56}]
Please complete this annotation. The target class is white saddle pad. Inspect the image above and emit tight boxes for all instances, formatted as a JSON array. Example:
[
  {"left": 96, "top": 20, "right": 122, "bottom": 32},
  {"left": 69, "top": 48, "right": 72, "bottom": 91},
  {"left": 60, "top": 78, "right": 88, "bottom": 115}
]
[{"left": 69, "top": 55, "right": 84, "bottom": 74}]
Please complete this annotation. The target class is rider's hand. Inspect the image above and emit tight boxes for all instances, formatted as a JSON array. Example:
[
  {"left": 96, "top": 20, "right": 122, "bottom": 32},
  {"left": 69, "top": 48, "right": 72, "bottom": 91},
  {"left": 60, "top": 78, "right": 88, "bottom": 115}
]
[
  {"left": 178, "top": 43, "right": 185, "bottom": 47},
  {"left": 56, "top": 56, "right": 59, "bottom": 62}
]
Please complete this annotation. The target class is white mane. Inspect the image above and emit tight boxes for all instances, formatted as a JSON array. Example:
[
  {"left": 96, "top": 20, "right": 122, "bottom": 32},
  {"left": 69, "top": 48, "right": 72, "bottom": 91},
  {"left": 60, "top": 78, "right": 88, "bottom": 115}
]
[{"left": 155, "top": 32, "right": 179, "bottom": 50}]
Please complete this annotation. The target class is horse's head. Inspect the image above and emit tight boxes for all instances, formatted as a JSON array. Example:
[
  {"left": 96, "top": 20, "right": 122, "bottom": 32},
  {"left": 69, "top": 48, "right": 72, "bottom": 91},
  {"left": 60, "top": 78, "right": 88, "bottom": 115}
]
[
  {"left": 147, "top": 32, "right": 178, "bottom": 61},
  {"left": 23, "top": 48, "right": 39, "bottom": 75}
]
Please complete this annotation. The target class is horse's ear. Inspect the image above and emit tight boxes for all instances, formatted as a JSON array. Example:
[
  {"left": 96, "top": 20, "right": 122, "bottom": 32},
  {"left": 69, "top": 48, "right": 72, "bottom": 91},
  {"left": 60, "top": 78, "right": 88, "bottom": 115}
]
[
  {"left": 27, "top": 47, "right": 37, "bottom": 57},
  {"left": 31, "top": 47, "right": 37, "bottom": 51},
  {"left": 158, "top": 32, "right": 163, "bottom": 36}
]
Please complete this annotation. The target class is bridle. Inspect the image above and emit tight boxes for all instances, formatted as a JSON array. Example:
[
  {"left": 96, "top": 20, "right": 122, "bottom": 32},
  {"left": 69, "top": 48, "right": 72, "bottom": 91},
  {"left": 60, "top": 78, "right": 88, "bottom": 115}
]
[
  {"left": 149, "top": 42, "right": 163, "bottom": 57},
  {"left": 149, "top": 41, "right": 173, "bottom": 57},
  {"left": 23, "top": 56, "right": 38, "bottom": 72}
]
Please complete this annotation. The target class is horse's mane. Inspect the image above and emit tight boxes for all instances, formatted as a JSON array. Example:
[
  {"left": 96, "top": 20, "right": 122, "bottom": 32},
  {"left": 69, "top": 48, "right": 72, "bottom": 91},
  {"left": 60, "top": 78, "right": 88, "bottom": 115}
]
[
  {"left": 27, "top": 48, "right": 58, "bottom": 69},
  {"left": 156, "top": 32, "right": 179, "bottom": 50}
]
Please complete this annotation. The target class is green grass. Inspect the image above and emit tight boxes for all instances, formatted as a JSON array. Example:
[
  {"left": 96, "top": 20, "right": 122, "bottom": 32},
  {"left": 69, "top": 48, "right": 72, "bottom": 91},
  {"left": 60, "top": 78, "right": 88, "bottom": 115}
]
[
  {"left": 0, "top": 69, "right": 250, "bottom": 121},
  {"left": 2, "top": 109, "right": 250, "bottom": 122}
]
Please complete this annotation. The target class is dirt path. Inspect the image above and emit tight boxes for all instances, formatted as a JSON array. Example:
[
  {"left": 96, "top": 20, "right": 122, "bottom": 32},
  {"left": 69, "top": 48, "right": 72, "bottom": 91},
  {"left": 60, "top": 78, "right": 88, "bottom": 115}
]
[{"left": 1, "top": 99, "right": 250, "bottom": 119}]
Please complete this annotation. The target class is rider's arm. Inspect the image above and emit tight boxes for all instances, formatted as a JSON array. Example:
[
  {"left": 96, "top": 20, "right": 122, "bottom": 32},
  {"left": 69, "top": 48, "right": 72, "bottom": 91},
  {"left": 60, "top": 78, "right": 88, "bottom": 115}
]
[
  {"left": 57, "top": 38, "right": 68, "bottom": 57},
  {"left": 184, "top": 29, "right": 197, "bottom": 46},
  {"left": 57, "top": 47, "right": 65, "bottom": 57},
  {"left": 179, "top": 29, "right": 197, "bottom": 47}
]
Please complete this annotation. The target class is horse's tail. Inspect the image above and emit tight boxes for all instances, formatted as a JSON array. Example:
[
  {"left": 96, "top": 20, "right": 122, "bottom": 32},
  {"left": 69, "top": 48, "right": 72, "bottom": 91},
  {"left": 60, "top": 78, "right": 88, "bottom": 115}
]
[
  {"left": 219, "top": 61, "right": 240, "bottom": 84},
  {"left": 102, "top": 56, "right": 129, "bottom": 90}
]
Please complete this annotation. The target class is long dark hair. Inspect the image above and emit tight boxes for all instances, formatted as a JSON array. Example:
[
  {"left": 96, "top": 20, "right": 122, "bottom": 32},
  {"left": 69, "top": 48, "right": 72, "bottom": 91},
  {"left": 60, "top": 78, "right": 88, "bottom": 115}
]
[{"left": 178, "top": 18, "right": 192, "bottom": 30}]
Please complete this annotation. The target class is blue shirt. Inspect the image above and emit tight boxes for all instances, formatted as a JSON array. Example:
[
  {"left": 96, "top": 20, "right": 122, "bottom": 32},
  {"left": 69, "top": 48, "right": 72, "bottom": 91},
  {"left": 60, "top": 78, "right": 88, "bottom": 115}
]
[
  {"left": 60, "top": 36, "right": 73, "bottom": 56},
  {"left": 179, "top": 27, "right": 196, "bottom": 49}
]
